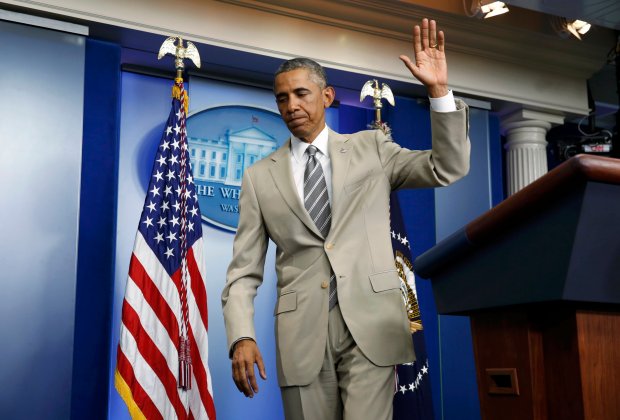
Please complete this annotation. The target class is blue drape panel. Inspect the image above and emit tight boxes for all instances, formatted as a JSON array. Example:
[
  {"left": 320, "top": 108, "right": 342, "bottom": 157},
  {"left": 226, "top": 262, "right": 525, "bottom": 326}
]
[{"left": 72, "top": 39, "right": 122, "bottom": 420}]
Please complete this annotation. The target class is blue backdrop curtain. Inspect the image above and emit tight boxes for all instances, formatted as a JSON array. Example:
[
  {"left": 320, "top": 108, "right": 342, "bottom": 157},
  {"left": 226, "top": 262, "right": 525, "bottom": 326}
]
[{"left": 72, "top": 38, "right": 122, "bottom": 420}]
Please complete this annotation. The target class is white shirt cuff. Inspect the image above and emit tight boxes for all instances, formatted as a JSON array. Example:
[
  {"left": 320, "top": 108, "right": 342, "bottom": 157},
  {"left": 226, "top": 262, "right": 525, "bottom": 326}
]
[{"left": 429, "top": 90, "right": 457, "bottom": 113}]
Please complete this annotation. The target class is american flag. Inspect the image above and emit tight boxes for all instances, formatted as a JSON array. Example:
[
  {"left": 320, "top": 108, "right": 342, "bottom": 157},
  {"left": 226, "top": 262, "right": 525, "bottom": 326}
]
[{"left": 115, "top": 80, "right": 216, "bottom": 419}]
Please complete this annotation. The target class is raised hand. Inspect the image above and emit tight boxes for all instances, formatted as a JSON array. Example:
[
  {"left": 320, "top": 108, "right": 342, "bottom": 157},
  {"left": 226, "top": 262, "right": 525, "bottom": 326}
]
[{"left": 399, "top": 18, "right": 449, "bottom": 98}]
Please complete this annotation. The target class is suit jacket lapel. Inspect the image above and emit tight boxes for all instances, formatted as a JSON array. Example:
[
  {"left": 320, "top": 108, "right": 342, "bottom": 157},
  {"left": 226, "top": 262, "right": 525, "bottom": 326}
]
[
  {"left": 269, "top": 139, "right": 324, "bottom": 239},
  {"left": 328, "top": 129, "right": 352, "bottom": 232}
]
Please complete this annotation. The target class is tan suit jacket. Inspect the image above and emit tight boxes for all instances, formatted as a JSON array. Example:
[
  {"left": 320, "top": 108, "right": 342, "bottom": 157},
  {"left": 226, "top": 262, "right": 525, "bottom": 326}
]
[{"left": 222, "top": 100, "right": 470, "bottom": 387}]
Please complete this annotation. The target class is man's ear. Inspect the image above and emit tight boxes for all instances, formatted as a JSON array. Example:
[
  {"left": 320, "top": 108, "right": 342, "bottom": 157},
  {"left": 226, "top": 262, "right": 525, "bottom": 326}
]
[{"left": 323, "top": 86, "right": 336, "bottom": 109}]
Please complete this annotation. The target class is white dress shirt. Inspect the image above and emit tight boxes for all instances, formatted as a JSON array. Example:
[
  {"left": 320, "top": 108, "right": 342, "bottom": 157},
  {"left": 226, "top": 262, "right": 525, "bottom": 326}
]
[
  {"left": 289, "top": 90, "right": 457, "bottom": 204},
  {"left": 290, "top": 125, "right": 332, "bottom": 205}
]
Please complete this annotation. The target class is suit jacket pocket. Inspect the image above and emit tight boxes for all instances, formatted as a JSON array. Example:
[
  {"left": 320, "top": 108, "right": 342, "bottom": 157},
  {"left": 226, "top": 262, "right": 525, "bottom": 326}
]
[
  {"left": 274, "top": 290, "right": 297, "bottom": 315},
  {"left": 369, "top": 270, "right": 400, "bottom": 292}
]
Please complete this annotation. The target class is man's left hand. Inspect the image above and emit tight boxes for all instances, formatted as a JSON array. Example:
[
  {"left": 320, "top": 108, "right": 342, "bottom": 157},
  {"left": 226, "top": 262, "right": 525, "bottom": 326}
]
[{"left": 399, "top": 18, "right": 449, "bottom": 98}]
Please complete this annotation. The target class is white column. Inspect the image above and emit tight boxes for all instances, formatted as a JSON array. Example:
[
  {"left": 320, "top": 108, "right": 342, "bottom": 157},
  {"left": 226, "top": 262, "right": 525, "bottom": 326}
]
[
  {"left": 501, "top": 109, "right": 564, "bottom": 196},
  {"left": 503, "top": 120, "right": 551, "bottom": 195}
]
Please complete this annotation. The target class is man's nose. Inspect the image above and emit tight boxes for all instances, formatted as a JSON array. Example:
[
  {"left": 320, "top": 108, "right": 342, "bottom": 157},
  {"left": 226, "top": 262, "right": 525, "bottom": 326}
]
[{"left": 286, "top": 97, "right": 300, "bottom": 113}]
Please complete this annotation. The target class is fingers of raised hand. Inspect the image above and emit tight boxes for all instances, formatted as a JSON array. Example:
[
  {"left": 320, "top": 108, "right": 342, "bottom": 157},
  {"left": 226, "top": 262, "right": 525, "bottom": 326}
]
[
  {"left": 415, "top": 19, "right": 443, "bottom": 52},
  {"left": 422, "top": 18, "right": 430, "bottom": 49},
  {"left": 437, "top": 30, "right": 445, "bottom": 52},
  {"left": 429, "top": 19, "right": 437, "bottom": 48},
  {"left": 399, "top": 55, "right": 415, "bottom": 72},
  {"left": 413, "top": 24, "right": 422, "bottom": 54}
]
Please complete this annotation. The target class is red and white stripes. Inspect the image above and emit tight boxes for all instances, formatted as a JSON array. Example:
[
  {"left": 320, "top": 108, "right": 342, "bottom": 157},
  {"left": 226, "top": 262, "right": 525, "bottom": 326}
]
[{"left": 115, "top": 233, "right": 216, "bottom": 419}]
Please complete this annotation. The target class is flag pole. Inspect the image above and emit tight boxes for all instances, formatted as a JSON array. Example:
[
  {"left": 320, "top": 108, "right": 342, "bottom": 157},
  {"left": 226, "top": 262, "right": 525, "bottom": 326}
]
[
  {"left": 116, "top": 35, "right": 216, "bottom": 418},
  {"left": 175, "top": 37, "right": 185, "bottom": 81},
  {"left": 158, "top": 35, "right": 201, "bottom": 390}
]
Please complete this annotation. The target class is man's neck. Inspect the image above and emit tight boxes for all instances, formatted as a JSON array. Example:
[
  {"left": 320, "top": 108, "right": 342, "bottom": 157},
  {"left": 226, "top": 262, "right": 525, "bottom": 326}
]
[{"left": 298, "top": 123, "right": 327, "bottom": 144}]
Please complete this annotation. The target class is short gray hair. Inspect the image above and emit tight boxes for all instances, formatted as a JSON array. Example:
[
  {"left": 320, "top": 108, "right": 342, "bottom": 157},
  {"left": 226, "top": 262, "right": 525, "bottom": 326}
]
[{"left": 274, "top": 57, "right": 328, "bottom": 89}]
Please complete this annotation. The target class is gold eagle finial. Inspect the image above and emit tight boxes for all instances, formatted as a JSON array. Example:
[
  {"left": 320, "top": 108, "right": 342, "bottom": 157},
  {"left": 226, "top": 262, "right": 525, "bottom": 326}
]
[
  {"left": 360, "top": 79, "right": 395, "bottom": 123},
  {"left": 158, "top": 36, "right": 201, "bottom": 79}
]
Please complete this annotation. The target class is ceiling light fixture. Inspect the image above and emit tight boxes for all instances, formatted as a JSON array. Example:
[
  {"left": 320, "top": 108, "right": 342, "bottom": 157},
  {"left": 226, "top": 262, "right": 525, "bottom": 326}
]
[
  {"left": 464, "top": 0, "right": 510, "bottom": 19},
  {"left": 551, "top": 16, "right": 592, "bottom": 41},
  {"left": 480, "top": 1, "right": 510, "bottom": 19},
  {"left": 565, "top": 19, "right": 591, "bottom": 40}
]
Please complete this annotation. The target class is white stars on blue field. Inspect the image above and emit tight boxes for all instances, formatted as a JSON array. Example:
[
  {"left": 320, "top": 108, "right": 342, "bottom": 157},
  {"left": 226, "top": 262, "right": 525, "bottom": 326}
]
[{"left": 137, "top": 98, "right": 202, "bottom": 276}]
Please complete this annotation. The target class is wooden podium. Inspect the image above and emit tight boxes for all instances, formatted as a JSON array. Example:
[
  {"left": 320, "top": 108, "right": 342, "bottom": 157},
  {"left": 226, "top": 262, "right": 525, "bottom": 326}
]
[{"left": 413, "top": 155, "right": 620, "bottom": 420}]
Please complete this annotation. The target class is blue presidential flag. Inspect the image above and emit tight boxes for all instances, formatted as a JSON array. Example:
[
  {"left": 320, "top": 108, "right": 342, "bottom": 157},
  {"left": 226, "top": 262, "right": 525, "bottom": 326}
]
[
  {"left": 363, "top": 102, "right": 435, "bottom": 419},
  {"left": 390, "top": 193, "right": 435, "bottom": 420}
]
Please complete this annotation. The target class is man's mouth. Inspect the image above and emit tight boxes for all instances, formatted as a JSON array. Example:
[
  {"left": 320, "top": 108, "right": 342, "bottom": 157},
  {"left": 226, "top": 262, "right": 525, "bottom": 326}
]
[{"left": 287, "top": 117, "right": 306, "bottom": 128}]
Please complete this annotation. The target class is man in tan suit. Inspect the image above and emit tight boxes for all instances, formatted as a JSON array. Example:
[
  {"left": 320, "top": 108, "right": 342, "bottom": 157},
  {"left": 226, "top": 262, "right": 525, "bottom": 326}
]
[{"left": 222, "top": 19, "right": 470, "bottom": 419}]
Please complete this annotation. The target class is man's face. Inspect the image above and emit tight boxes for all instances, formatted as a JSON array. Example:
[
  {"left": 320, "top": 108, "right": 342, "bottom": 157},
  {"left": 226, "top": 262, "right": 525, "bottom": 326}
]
[{"left": 274, "top": 68, "right": 335, "bottom": 143}]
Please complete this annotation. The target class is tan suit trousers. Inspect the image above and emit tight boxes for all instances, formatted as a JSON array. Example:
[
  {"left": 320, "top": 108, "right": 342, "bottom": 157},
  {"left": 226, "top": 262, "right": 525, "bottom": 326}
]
[{"left": 280, "top": 304, "right": 394, "bottom": 420}]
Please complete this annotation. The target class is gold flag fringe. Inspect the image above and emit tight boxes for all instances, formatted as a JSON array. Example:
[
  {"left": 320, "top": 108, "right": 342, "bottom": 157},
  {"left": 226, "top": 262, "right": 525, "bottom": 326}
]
[{"left": 114, "top": 369, "right": 147, "bottom": 420}]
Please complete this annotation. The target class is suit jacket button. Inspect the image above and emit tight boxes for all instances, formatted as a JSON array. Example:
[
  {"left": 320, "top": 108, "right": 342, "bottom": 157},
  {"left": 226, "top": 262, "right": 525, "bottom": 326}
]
[
  {"left": 325, "top": 243, "right": 334, "bottom": 250},
  {"left": 321, "top": 281, "right": 329, "bottom": 289}
]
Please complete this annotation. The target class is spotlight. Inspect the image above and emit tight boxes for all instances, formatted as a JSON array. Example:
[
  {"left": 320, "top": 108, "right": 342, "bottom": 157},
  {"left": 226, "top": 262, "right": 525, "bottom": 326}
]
[
  {"left": 464, "top": 0, "right": 510, "bottom": 19},
  {"left": 565, "top": 19, "right": 591, "bottom": 40},
  {"left": 480, "top": 1, "right": 510, "bottom": 19},
  {"left": 551, "top": 17, "right": 592, "bottom": 40}
]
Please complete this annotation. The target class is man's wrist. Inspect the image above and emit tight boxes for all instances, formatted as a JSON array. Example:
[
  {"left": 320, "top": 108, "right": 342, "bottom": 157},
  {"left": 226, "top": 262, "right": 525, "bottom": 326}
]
[
  {"left": 230, "top": 337, "right": 254, "bottom": 357},
  {"left": 427, "top": 84, "right": 449, "bottom": 99}
]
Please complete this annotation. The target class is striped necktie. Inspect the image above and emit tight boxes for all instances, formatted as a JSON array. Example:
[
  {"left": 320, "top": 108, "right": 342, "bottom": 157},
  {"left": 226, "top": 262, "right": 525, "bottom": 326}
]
[{"left": 304, "top": 145, "right": 337, "bottom": 310}]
